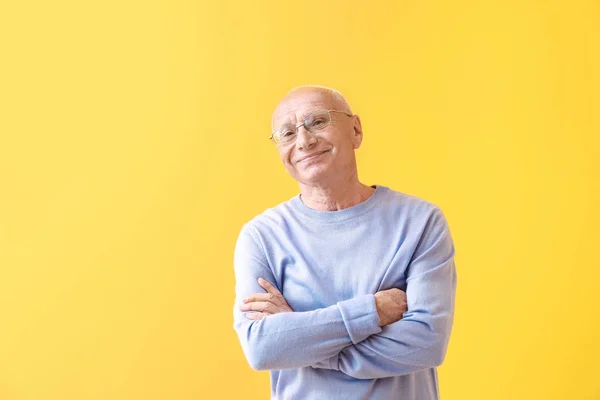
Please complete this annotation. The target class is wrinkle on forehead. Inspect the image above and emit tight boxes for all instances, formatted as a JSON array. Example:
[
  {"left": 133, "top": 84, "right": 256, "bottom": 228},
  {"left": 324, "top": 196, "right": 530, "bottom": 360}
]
[{"left": 271, "top": 86, "right": 352, "bottom": 130}]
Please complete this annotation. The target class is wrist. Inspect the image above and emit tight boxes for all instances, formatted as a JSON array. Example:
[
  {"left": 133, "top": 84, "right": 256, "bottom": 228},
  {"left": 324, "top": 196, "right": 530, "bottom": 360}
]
[{"left": 374, "top": 292, "right": 387, "bottom": 327}]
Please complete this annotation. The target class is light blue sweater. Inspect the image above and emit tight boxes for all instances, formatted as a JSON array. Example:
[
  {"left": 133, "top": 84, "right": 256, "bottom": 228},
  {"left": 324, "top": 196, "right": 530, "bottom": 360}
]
[{"left": 233, "top": 185, "right": 457, "bottom": 400}]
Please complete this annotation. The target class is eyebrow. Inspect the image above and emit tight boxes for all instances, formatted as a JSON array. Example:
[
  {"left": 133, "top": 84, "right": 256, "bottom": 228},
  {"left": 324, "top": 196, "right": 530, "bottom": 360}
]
[{"left": 278, "top": 108, "right": 327, "bottom": 126}]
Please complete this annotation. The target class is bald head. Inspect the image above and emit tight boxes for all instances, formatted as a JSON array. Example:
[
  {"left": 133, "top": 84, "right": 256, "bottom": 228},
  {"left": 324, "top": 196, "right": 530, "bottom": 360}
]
[{"left": 271, "top": 86, "right": 353, "bottom": 130}]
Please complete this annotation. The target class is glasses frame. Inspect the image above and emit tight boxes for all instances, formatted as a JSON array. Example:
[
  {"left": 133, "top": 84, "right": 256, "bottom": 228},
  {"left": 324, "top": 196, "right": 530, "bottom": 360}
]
[{"left": 269, "top": 109, "right": 354, "bottom": 145}]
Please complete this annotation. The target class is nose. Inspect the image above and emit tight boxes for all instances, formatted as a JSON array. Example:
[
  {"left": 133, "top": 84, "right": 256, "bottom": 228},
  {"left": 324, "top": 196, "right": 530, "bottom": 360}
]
[{"left": 296, "top": 126, "right": 317, "bottom": 150}]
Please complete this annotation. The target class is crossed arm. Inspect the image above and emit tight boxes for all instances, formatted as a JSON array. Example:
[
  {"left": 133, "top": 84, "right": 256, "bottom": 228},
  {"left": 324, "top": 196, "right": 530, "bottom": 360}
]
[{"left": 233, "top": 210, "right": 457, "bottom": 378}]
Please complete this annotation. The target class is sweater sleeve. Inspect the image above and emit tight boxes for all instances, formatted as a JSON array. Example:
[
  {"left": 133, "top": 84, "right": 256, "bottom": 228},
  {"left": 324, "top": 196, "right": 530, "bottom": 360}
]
[
  {"left": 233, "top": 223, "right": 382, "bottom": 371},
  {"left": 310, "top": 209, "right": 457, "bottom": 379}
]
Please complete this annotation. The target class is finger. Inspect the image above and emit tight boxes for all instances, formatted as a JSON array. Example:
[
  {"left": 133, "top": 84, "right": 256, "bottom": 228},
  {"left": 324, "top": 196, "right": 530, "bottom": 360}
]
[
  {"left": 240, "top": 301, "right": 274, "bottom": 313},
  {"left": 257, "top": 278, "right": 295, "bottom": 312},
  {"left": 243, "top": 292, "right": 281, "bottom": 305},
  {"left": 258, "top": 278, "right": 283, "bottom": 296}
]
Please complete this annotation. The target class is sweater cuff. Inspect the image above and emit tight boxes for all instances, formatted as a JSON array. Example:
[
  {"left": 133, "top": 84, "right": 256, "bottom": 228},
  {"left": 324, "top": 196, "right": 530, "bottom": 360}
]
[{"left": 337, "top": 294, "right": 382, "bottom": 344}]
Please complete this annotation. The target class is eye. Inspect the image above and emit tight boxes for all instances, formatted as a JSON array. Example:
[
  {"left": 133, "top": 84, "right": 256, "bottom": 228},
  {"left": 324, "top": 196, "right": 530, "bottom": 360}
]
[
  {"left": 307, "top": 117, "right": 327, "bottom": 129},
  {"left": 275, "top": 127, "right": 296, "bottom": 142}
]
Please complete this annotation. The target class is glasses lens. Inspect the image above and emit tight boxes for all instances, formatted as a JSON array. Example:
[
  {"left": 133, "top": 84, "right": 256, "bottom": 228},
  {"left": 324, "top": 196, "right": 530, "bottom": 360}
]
[
  {"left": 274, "top": 125, "right": 296, "bottom": 144},
  {"left": 304, "top": 111, "right": 331, "bottom": 132}
]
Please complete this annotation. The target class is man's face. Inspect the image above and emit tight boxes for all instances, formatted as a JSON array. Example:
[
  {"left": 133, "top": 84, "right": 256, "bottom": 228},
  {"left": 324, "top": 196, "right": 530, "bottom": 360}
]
[{"left": 271, "top": 90, "right": 362, "bottom": 185}]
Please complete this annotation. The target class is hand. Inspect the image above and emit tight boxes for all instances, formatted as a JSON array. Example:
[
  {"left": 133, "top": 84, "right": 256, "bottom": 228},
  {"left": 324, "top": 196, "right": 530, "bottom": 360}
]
[
  {"left": 374, "top": 288, "right": 407, "bottom": 327},
  {"left": 240, "top": 278, "right": 294, "bottom": 320}
]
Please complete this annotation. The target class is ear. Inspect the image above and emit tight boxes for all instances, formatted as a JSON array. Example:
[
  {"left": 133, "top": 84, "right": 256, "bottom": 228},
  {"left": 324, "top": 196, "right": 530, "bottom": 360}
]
[{"left": 352, "top": 115, "right": 363, "bottom": 149}]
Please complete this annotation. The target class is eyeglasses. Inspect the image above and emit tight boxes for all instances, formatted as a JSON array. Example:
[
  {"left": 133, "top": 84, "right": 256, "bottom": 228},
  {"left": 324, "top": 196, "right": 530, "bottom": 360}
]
[{"left": 270, "top": 109, "right": 353, "bottom": 145}]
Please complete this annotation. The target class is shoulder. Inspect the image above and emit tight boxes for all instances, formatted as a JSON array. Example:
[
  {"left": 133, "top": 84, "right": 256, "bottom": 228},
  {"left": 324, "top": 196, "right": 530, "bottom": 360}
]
[
  {"left": 234, "top": 199, "right": 293, "bottom": 257},
  {"left": 379, "top": 187, "right": 454, "bottom": 252},
  {"left": 239, "top": 196, "right": 297, "bottom": 237},
  {"left": 378, "top": 185, "right": 443, "bottom": 218}
]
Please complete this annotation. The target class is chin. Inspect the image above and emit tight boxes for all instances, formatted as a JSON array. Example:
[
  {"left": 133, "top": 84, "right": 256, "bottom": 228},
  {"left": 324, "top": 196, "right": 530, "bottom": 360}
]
[{"left": 295, "top": 166, "right": 332, "bottom": 184}]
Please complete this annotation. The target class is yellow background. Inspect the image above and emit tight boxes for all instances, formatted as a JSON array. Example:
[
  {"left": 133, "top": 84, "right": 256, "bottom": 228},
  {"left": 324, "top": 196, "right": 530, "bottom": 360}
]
[{"left": 1, "top": 1, "right": 598, "bottom": 399}]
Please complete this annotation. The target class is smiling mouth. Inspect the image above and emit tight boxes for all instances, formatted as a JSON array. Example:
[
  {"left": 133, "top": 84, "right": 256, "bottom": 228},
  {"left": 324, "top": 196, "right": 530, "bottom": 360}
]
[{"left": 298, "top": 150, "right": 329, "bottom": 163}]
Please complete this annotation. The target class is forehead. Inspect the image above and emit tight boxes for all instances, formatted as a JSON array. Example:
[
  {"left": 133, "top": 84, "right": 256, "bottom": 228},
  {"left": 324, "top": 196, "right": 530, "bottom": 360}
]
[{"left": 272, "top": 90, "right": 338, "bottom": 127}]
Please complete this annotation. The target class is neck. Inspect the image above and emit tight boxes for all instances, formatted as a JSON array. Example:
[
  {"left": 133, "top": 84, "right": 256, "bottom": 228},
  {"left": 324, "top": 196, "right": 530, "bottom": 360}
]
[{"left": 298, "top": 174, "right": 375, "bottom": 211}]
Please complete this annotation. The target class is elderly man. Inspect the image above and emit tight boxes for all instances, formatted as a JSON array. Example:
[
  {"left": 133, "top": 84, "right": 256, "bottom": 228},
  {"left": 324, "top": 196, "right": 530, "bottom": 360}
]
[{"left": 233, "top": 86, "right": 457, "bottom": 400}]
